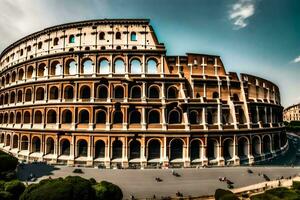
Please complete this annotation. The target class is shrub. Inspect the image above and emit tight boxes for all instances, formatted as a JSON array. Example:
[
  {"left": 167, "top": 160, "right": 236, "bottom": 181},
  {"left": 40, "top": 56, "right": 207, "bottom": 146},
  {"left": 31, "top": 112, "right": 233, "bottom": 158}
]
[
  {"left": 64, "top": 176, "right": 96, "bottom": 200},
  {"left": 0, "top": 191, "right": 13, "bottom": 200},
  {"left": 0, "top": 154, "right": 18, "bottom": 173},
  {"left": 265, "top": 187, "right": 299, "bottom": 199},
  {"left": 250, "top": 193, "right": 281, "bottom": 200},
  {"left": 93, "top": 181, "right": 123, "bottom": 200},
  {"left": 215, "top": 189, "right": 234, "bottom": 200},
  {"left": 4, "top": 180, "right": 25, "bottom": 200},
  {"left": 292, "top": 181, "right": 300, "bottom": 190},
  {"left": 220, "top": 194, "right": 239, "bottom": 200}
]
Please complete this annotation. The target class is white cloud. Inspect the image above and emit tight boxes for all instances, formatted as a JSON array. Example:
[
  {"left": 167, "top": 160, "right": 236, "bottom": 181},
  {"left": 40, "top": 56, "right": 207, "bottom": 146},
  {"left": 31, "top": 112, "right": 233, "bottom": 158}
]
[
  {"left": 292, "top": 56, "right": 300, "bottom": 63},
  {"left": 229, "top": 0, "right": 256, "bottom": 30}
]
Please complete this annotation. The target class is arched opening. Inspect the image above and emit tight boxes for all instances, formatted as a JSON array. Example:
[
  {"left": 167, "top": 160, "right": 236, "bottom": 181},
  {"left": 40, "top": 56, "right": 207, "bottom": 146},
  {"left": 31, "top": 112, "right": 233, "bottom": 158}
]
[
  {"left": 114, "top": 86, "right": 124, "bottom": 98},
  {"left": 9, "top": 113, "right": 14, "bottom": 124},
  {"left": 23, "top": 111, "right": 30, "bottom": 123},
  {"left": 238, "top": 108, "right": 246, "bottom": 124},
  {"left": 32, "top": 137, "right": 41, "bottom": 152},
  {"left": 4, "top": 93, "right": 8, "bottom": 104},
  {"left": 21, "top": 136, "right": 29, "bottom": 150},
  {"left": 5, "top": 74, "right": 10, "bottom": 85},
  {"left": 64, "top": 86, "right": 74, "bottom": 100},
  {"left": 115, "top": 32, "right": 121, "bottom": 40},
  {"left": 130, "top": 32, "right": 137, "bottom": 41},
  {"left": 49, "top": 86, "right": 59, "bottom": 100},
  {"left": 27, "top": 66, "right": 33, "bottom": 79},
  {"left": 259, "top": 108, "right": 266, "bottom": 123},
  {"left": 189, "top": 111, "right": 199, "bottom": 124},
  {"left": 147, "top": 59, "right": 157, "bottom": 74},
  {"left": 190, "top": 140, "right": 202, "bottom": 161},
  {"left": 11, "top": 72, "right": 16, "bottom": 82},
  {"left": 99, "top": 32, "right": 105, "bottom": 40},
  {"left": 207, "top": 109, "right": 217, "bottom": 125},
  {"left": 167, "top": 87, "right": 178, "bottom": 99},
  {"left": 148, "top": 110, "right": 160, "bottom": 124},
  {"left": 213, "top": 92, "right": 219, "bottom": 99},
  {"left": 96, "top": 110, "right": 106, "bottom": 124},
  {"left": 252, "top": 136, "right": 261, "bottom": 156},
  {"left": 114, "top": 59, "right": 125, "bottom": 74},
  {"left": 148, "top": 139, "right": 160, "bottom": 160},
  {"left": 82, "top": 59, "right": 93, "bottom": 74},
  {"left": 53, "top": 37, "right": 59, "bottom": 46},
  {"left": 47, "top": 110, "right": 57, "bottom": 123},
  {"left": 238, "top": 137, "right": 249, "bottom": 158},
  {"left": 168, "top": 110, "right": 181, "bottom": 124},
  {"left": 46, "top": 138, "right": 54, "bottom": 154},
  {"left": 4, "top": 113, "right": 8, "bottom": 124},
  {"left": 223, "top": 139, "right": 234, "bottom": 161},
  {"left": 25, "top": 89, "right": 32, "bottom": 102},
  {"left": 80, "top": 86, "right": 90, "bottom": 99},
  {"left": 5, "top": 135, "right": 10, "bottom": 146},
  {"left": 0, "top": 133, "right": 4, "bottom": 143},
  {"left": 17, "top": 91, "right": 22, "bottom": 102},
  {"left": 62, "top": 110, "right": 72, "bottom": 124},
  {"left": 263, "top": 136, "right": 271, "bottom": 154},
  {"left": 36, "top": 87, "right": 44, "bottom": 101},
  {"left": 38, "top": 64, "right": 46, "bottom": 77},
  {"left": 18, "top": 69, "right": 24, "bottom": 80},
  {"left": 129, "top": 111, "right": 141, "bottom": 124},
  {"left": 77, "top": 140, "right": 88, "bottom": 157},
  {"left": 112, "top": 140, "right": 122, "bottom": 159},
  {"left": 97, "top": 85, "right": 108, "bottom": 99},
  {"left": 79, "top": 110, "right": 89, "bottom": 123},
  {"left": 130, "top": 59, "right": 141, "bottom": 74},
  {"left": 61, "top": 139, "right": 70, "bottom": 155},
  {"left": 95, "top": 140, "right": 105, "bottom": 158},
  {"left": 50, "top": 62, "right": 61, "bottom": 76},
  {"left": 170, "top": 139, "right": 183, "bottom": 160},
  {"left": 69, "top": 35, "right": 75, "bottom": 43},
  {"left": 222, "top": 109, "right": 233, "bottom": 125},
  {"left": 113, "top": 111, "right": 123, "bottom": 124},
  {"left": 99, "top": 59, "right": 109, "bottom": 74},
  {"left": 129, "top": 140, "right": 141, "bottom": 160},
  {"left": 129, "top": 86, "right": 140, "bottom": 100},
  {"left": 16, "top": 112, "right": 21, "bottom": 124},
  {"left": 65, "top": 60, "right": 77, "bottom": 75},
  {"left": 12, "top": 135, "right": 18, "bottom": 148},
  {"left": 207, "top": 139, "right": 218, "bottom": 160},
  {"left": 251, "top": 107, "right": 258, "bottom": 123},
  {"left": 34, "top": 111, "right": 43, "bottom": 124},
  {"left": 149, "top": 86, "right": 160, "bottom": 98}
]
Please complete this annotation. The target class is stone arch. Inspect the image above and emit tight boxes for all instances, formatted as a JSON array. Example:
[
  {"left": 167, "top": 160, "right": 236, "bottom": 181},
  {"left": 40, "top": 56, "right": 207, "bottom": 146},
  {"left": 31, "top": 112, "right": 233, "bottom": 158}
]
[
  {"left": 148, "top": 109, "right": 160, "bottom": 124},
  {"left": 36, "top": 87, "right": 45, "bottom": 101},
  {"left": 27, "top": 66, "right": 34, "bottom": 79},
  {"left": 147, "top": 139, "right": 161, "bottom": 160},
  {"left": 190, "top": 139, "right": 203, "bottom": 161},
  {"left": 9, "top": 112, "right": 14, "bottom": 124},
  {"left": 77, "top": 139, "right": 88, "bottom": 157},
  {"left": 223, "top": 138, "right": 234, "bottom": 161},
  {"left": 10, "top": 91, "right": 15, "bottom": 104},
  {"left": 207, "top": 138, "right": 218, "bottom": 160},
  {"left": 37, "top": 63, "right": 46, "bottom": 77},
  {"left": 65, "top": 59, "right": 77, "bottom": 75},
  {"left": 95, "top": 110, "right": 106, "bottom": 124},
  {"left": 47, "top": 109, "right": 57, "bottom": 123},
  {"left": 60, "top": 139, "right": 70, "bottom": 156},
  {"left": 112, "top": 139, "right": 122, "bottom": 159},
  {"left": 170, "top": 138, "right": 184, "bottom": 161},
  {"left": 97, "top": 85, "right": 108, "bottom": 99},
  {"left": 129, "top": 139, "right": 141, "bottom": 160},
  {"left": 25, "top": 88, "right": 32, "bottom": 101},
  {"left": 16, "top": 112, "right": 21, "bottom": 124},
  {"left": 62, "top": 109, "right": 72, "bottom": 124},
  {"left": 252, "top": 136, "right": 261, "bottom": 156},
  {"left": 262, "top": 135, "right": 271, "bottom": 154},
  {"left": 5, "top": 134, "right": 10, "bottom": 146},
  {"left": 81, "top": 59, "right": 93, "bottom": 74},
  {"left": 168, "top": 109, "right": 181, "bottom": 124},
  {"left": 23, "top": 111, "right": 30, "bottom": 123},
  {"left": 146, "top": 58, "right": 158, "bottom": 74},
  {"left": 113, "top": 110, "right": 123, "bottom": 124},
  {"left": 32, "top": 136, "right": 41, "bottom": 152},
  {"left": 129, "top": 110, "right": 141, "bottom": 124},
  {"left": 46, "top": 137, "right": 54, "bottom": 154},
  {"left": 11, "top": 71, "right": 16, "bottom": 82},
  {"left": 98, "top": 59, "right": 109, "bottom": 74},
  {"left": 0, "top": 133, "right": 4, "bottom": 143},
  {"left": 94, "top": 140, "right": 105, "bottom": 158},
  {"left": 130, "top": 58, "right": 142, "bottom": 74},
  {"left": 167, "top": 86, "right": 178, "bottom": 99},
  {"left": 114, "top": 58, "right": 125, "bottom": 74},
  {"left": 50, "top": 61, "right": 61, "bottom": 76},
  {"left": 64, "top": 85, "right": 74, "bottom": 100},
  {"left": 21, "top": 135, "right": 29, "bottom": 150},
  {"left": 130, "top": 86, "right": 141, "bottom": 99},
  {"left": 17, "top": 90, "right": 22, "bottom": 102},
  {"left": 114, "top": 85, "right": 124, "bottom": 98},
  {"left": 148, "top": 85, "right": 160, "bottom": 98},
  {"left": 189, "top": 110, "right": 199, "bottom": 124},
  {"left": 3, "top": 113, "right": 8, "bottom": 124},
  {"left": 49, "top": 86, "right": 59, "bottom": 100},
  {"left": 79, "top": 109, "right": 89, "bottom": 123},
  {"left": 12, "top": 135, "right": 18, "bottom": 148},
  {"left": 34, "top": 110, "right": 43, "bottom": 124},
  {"left": 18, "top": 68, "right": 24, "bottom": 80},
  {"left": 238, "top": 137, "right": 249, "bottom": 158},
  {"left": 80, "top": 85, "right": 91, "bottom": 99}
]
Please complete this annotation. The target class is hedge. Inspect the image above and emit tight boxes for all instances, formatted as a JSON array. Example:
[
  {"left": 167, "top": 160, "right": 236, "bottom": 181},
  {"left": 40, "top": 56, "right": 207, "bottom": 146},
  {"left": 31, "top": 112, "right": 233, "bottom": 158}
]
[{"left": 93, "top": 181, "right": 123, "bottom": 200}]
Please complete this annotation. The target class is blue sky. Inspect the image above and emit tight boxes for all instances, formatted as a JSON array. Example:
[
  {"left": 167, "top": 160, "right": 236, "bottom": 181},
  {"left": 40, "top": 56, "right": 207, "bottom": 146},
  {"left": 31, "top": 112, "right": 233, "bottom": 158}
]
[{"left": 0, "top": 0, "right": 299, "bottom": 107}]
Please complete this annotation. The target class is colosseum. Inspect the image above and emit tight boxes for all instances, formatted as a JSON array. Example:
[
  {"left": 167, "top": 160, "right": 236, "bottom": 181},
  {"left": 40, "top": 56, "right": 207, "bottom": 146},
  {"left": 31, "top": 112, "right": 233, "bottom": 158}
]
[
  {"left": 284, "top": 104, "right": 300, "bottom": 122},
  {"left": 0, "top": 19, "right": 287, "bottom": 168}
]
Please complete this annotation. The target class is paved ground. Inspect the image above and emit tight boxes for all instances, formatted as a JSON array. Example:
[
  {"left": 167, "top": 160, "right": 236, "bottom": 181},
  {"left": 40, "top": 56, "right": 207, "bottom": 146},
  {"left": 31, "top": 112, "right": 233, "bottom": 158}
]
[{"left": 16, "top": 133, "right": 300, "bottom": 199}]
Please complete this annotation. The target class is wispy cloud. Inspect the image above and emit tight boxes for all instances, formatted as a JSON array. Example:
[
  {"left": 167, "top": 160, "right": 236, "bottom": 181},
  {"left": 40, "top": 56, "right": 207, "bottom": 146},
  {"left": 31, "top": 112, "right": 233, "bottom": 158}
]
[
  {"left": 229, "top": 0, "right": 256, "bottom": 30},
  {"left": 292, "top": 55, "right": 300, "bottom": 63}
]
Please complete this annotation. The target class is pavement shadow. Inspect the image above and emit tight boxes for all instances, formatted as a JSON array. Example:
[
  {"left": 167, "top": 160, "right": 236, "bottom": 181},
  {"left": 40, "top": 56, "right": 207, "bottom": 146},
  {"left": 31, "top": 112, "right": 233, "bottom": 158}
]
[{"left": 17, "top": 163, "right": 60, "bottom": 181}]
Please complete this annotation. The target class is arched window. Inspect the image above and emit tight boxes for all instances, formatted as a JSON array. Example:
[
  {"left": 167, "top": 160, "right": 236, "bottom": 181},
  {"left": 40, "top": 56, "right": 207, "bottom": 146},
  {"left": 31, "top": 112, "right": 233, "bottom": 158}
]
[
  {"left": 16, "top": 112, "right": 21, "bottom": 124},
  {"left": 82, "top": 59, "right": 93, "bottom": 74},
  {"left": 24, "top": 111, "right": 30, "bottom": 123},
  {"left": 148, "top": 110, "right": 160, "bottom": 124},
  {"left": 46, "top": 137, "right": 54, "bottom": 154},
  {"left": 97, "top": 85, "right": 108, "bottom": 99},
  {"left": 149, "top": 86, "right": 160, "bottom": 98},
  {"left": 69, "top": 35, "right": 75, "bottom": 43},
  {"left": 99, "top": 32, "right": 105, "bottom": 40},
  {"left": 170, "top": 139, "right": 183, "bottom": 160},
  {"left": 148, "top": 139, "right": 161, "bottom": 160},
  {"left": 27, "top": 45, "right": 31, "bottom": 52},
  {"left": 167, "top": 86, "right": 178, "bottom": 99},
  {"left": 4, "top": 113, "right": 8, "bottom": 124},
  {"left": 65, "top": 60, "right": 77, "bottom": 75},
  {"left": 131, "top": 86, "right": 141, "bottom": 98},
  {"left": 114, "top": 86, "right": 124, "bottom": 98},
  {"left": 99, "top": 59, "right": 109, "bottom": 74},
  {"left": 113, "top": 111, "right": 123, "bottom": 124},
  {"left": 4, "top": 93, "right": 8, "bottom": 104},
  {"left": 189, "top": 111, "right": 199, "bottom": 124},
  {"left": 77, "top": 140, "right": 88, "bottom": 157},
  {"left": 34, "top": 111, "right": 43, "bottom": 124},
  {"left": 18, "top": 69, "right": 24, "bottom": 80},
  {"left": 25, "top": 89, "right": 32, "bottom": 102},
  {"left": 38, "top": 42, "right": 43, "bottom": 49},
  {"left": 114, "top": 59, "right": 125, "bottom": 74},
  {"left": 80, "top": 86, "right": 90, "bottom": 99},
  {"left": 62, "top": 110, "right": 72, "bottom": 124},
  {"left": 5, "top": 74, "right": 10, "bottom": 84},
  {"left": 21, "top": 136, "right": 29, "bottom": 150},
  {"left": 79, "top": 110, "right": 89, "bottom": 123},
  {"left": 47, "top": 110, "right": 57, "bottom": 123},
  {"left": 53, "top": 37, "right": 59, "bottom": 46},
  {"left": 61, "top": 139, "right": 70, "bottom": 155},
  {"left": 36, "top": 87, "right": 44, "bottom": 101},
  {"left": 112, "top": 140, "right": 122, "bottom": 159},
  {"left": 130, "top": 59, "right": 141, "bottom": 74},
  {"left": 129, "top": 140, "right": 141, "bottom": 160},
  {"left": 115, "top": 32, "right": 121, "bottom": 40},
  {"left": 11, "top": 72, "right": 16, "bottom": 82},
  {"left": 96, "top": 110, "right": 106, "bottom": 124},
  {"left": 32, "top": 137, "right": 41, "bottom": 152},
  {"left": 213, "top": 92, "right": 219, "bottom": 99},
  {"left": 95, "top": 140, "right": 105, "bottom": 158},
  {"left": 49, "top": 86, "right": 59, "bottom": 100},
  {"left": 129, "top": 111, "right": 141, "bottom": 124},
  {"left": 64, "top": 86, "right": 74, "bottom": 100},
  {"left": 27, "top": 66, "right": 33, "bottom": 79},
  {"left": 12, "top": 135, "right": 18, "bottom": 148},
  {"left": 131, "top": 32, "right": 137, "bottom": 41},
  {"left": 50, "top": 62, "right": 61, "bottom": 76},
  {"left": 10, "top": 92, "right": 15, "bottom": 104},
  {"left": 9, "top": 112, "right": 14, "bottom": 124},
  {"left": 169, "top": 110, "right": 181, "bottom": 124},
  {"left": 38, "top": 64, "right": 46, "bottom": 77}
]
